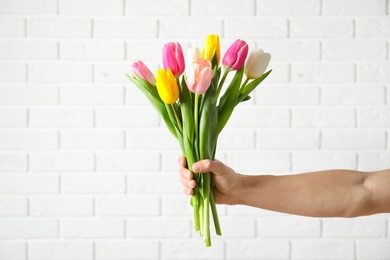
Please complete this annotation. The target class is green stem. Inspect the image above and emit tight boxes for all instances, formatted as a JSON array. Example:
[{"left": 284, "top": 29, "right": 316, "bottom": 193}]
[
  {"left": 171, "top": 104, "right": 183, "bottom": 133},
  {"left": 203, "top": 172, "right": 211, "bottom": 247},
  {"left": 241, "top": 77, "right": 250, "bottom": 90},
  {"left": 194, "top": 94, "right": 199, "bottom": 152},
  {"left": 210, "top": 185, "right": 222, "bottom": 236},
  {"left": 216, "top": 70, "right": 229, "bottom": 99}
]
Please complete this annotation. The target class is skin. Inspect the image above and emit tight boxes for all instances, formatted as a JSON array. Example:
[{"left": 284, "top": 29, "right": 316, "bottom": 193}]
[{"left": 179, "top": 155, "right": 390, "bottom": 218}]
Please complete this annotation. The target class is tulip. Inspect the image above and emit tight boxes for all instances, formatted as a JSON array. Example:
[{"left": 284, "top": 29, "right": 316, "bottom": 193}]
[
  {"left": 163, "top": 42, "right": 185, "bottom": 78},
  {"left": 186, "top": 59, "right": 214, "bottom": 94},
  {"left": 130, "top": 60, "right": 155, "bottom": 85},
  {"left": 244, "top": 49, "right": 271, "bottom": 79},
  {"left": 222, "top": 39, "right": 248, "bottom": 71},
  {"left": 155, "top": 68, "right": 179, "bottom": 104},
  {"left": 185, "top": 47, "right": 201, "bottom": 74},
  {"left": 202, "top": 34, "right": 220, "bottom": 64}
]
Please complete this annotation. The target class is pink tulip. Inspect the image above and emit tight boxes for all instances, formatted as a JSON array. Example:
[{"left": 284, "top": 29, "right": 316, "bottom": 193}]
[
  {"left": 163, "top": 42, "right": 185, "bottom": 78},
  {"left": 186, "top": 59, "right": 214, "bottom": 94},
  {"left": 130, "top": 60, "right": 155, "bottom": 85},
  {"left": 222, "top": 39, "right": 248, "bottom": 71}
]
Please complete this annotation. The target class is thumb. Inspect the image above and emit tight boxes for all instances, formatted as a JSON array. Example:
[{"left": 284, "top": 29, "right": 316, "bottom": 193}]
[{"left": 192, "top": 159, "right": 226, "bottom": 176}]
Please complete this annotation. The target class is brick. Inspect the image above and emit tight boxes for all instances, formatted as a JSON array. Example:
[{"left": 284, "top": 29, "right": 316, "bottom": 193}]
[
  {"left": 61, "top": 41, "right": 125, "bottom": 60},
  {"left": 0, "top": 17, "right": 25, "bottom": 37},
  {"left": 30, "top": 152, "right": 94, "bottom": 172},
  {"left": 127, "top": 129, "right": 177, "bottom": 150},
  {"left": 322, "top": 85, "right": 386, "bottom": 105},
  {"left": 323, "top": 218, "right": 386, "bottom": 238},
  {"left": 0, "top": 40, "right": 57, "bottom": 60},
  {"left": 255, "top": 84, "right": 322, "bottom": 106},
  {"left": 290, "top": 18, "right": 354, "bottom": 38},
  {"left": 0, "top": 108, "right": 27, "bottom": 127},
  {"left": 97, "top": 196, "right": 159, "bottom": 216},
  {"left": 0, "top": 197, "right": 27, "bottom": 216},
  {"left": 262, "top": 62, "right": 290, "bottom": 83},
  {"left": 292, "top": 62, "right": 355, "bottom": 83},
  {"left": 0, "top": 219, "right": 58, "bottom": 239},
  {"left": 257, "top": 217, "right": 321, "bottom": 238},
  {"left": 161, "top": 151, "right": 184, "bottom": 172},
  {"left": 0, "top": 174, "right": 59, "bottom": 194},
  {"left": 257, "top": 0, "right": 320, "bottom": 15},
  {"left": 97, "top": 62, "right": 133, "bottom": 83},
  {"left": 30, "top": 108, "right": 93, "bottom": 127},
  {"left": 30, "top": 63, "right": 93, "bottom": 83},
  {"left": 226, "top": 18, "right": 288, "bottom": 39},
  {"left": 324, "top": 40, "right": 387, "bottom": 60},
  {"left": 226, "top": 239, "right": 290, "bottom": 259},
  {"left": 0, "top": 242, "right": 26, "bottom": 260},
  {"left": 358, "top": 152, "right": 390, "bottom": 171},
  {"left": 358, "top": 62, "right": 390, "bottom": 83},
  {"left": 358, "top": 107, "right": 390, "bottom": 127},
  {"left": 217, "top": 129, "right": 256, "bottom": 150},
  {"left": 293, "top": 151, "right": 357, "bottom": 171},
  {"left": 161, "top": 195, "right": 193, "bottom": 217},
  {"left": 61, "top": 130, "right": 124, "bottom": 150},
  {"left": 227, "top": 106, "right": 290, "bottom": 128},
  {"left": 96, "top": 152, "right": 160, "bottom": 172},
  {"left": 0, "top": 63, "right": 26, "bottom": 82},
  {"left": 356, "top": 239, "right": 390, "bottom": 260},
  {"left": 356, "top": 17, "right": 390, "bottom": 38},
  {"left": 28, "top": 241, "right": 93, "bottom": 260},
  {"left": 94, "top": 18, "right": 157, "bottom": 39},
  {"left": 0, "top": 153, "right": 27, "bottom": 172},
  {"left": 62, "top": 174, "right": 125, "bottom": 194},
  {"left": 0, "top": 130, "right": 58, "bottom": 150},
  {"left": 59, "top": 0, "right": 123, "bottom": 15},
  {"left": 228, "top": 151, "right": 291, "bottom": 173},
  {"left": 126, "top": 0, "right": 189, "bottom": 16},
  {"left": 160, "top": 18, "right": 223, "bottom": 39},
  {"left": 61, "top": 218, "right": 125, "bottom": 238},
  {"left": 0, "top": 0, "right": 57, "bottom": 14},
  {"left": 322, "top": 130, "right": 386, "bottom": 150},
  {"left": 126, "top": 41, "right": 170, "bottom": 63},
  {"left": 323, "top": 0, "right": 386, "bottom": 15},
  {"left": 61, "top": 86, "right": 124, "bottom": 105},
  {"left": 292, "top": 108, "right": 356, "bottom": 128},
  {"left": 95, "top": 241, "right": 159, "bottom": 260},
  {"left": 257, "top": 129, "right": 320, "bottom": 149},
  {"left": 30, "top": 197, "right": 94, "bottom": 216},
  {"left": 95, "top": 107, "right": 159, "bottom": 127},
  {"left": 28, "top": 17, "right": 91, "bottom": 38},
  {"left": 127, "top": 218, "right": 190, "bottom": 238},
  {"left": 0, "top": 86, "right": 58, "bottom": 105},
  {"left": 127, "top": 173, "right": 182, "bottom": 194},
  {"left": 192, "top": 0, "right": 254, "bottom": 16},
  {"left": 218, "top": 217, "right": 255, "bottom": 238},
  {"left": 161, "top": 240, "right": 224, "bottom": 259},
  {"left": 292, "top": 240, "right": 355, "bottom": 260},
  {"left": 257, "top": 40, "right": 321, "bottom": 61}
]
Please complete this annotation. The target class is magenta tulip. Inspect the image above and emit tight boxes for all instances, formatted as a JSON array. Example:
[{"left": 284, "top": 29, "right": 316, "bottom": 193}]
[
  {"left": 222, "top": 39, "right": 248, "bottom": 71},
  {"left": 163, "top": 42, "right": 185, "bottom": 78},
  {"left": 130, "top": 60, "right": 155, "bottom": 85},
  {"left": 186, "top": 59, "right": 214, "bottom": 94}
]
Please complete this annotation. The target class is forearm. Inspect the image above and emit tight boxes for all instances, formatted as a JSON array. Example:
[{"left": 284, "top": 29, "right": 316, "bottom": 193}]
[{"left": 233, "top": 170, "right": 377, "bottom": 218}]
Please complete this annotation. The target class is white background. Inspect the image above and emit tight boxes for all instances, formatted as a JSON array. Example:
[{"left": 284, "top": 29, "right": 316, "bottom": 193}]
[{"left": 0, "top": 0, "right": 389, "bottom": 259}]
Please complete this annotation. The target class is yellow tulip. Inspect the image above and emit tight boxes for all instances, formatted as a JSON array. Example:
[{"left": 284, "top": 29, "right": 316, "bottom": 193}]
[
  {"left": 156, "top": 68, "right": 179, "bottom": 104},
  {"left": 202, "top": 34, "right": 220, "bottom": 64}
]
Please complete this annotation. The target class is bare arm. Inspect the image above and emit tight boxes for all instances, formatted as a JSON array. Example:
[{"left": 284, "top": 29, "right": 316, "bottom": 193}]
[{"left": 179, "top": 156, "right": 390, "bottom": 218}]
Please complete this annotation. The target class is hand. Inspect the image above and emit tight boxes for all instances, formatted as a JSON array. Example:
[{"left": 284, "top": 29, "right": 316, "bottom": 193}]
[{"left": 178, "top": 155, "right": 241, "bottom": 205}]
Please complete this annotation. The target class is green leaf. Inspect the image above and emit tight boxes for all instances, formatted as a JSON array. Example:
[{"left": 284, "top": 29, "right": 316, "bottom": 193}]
[{"left": 237, "top": 69, "right": 272, "bottom": 104}]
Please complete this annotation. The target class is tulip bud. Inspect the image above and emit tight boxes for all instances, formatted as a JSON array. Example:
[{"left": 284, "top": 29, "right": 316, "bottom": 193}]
[
  {"left": 244, "top": 49, "right": 271, "bottom": 79},
  {"left": 222, "top": 39, "right": 248, "bottom": 71},
  {"left": 155, "top": 68, "right": 179, "bottom": 104},
  {"left": 202, "top": 34, "right": 220, "bottom": 64},
  {"left": 130, "top": 60, "right": 155, "bottom": 85},
  {"left": 186, "top": 59, "right": 214, "bottom": 94},
  {"left": 162, "top": 42, "right": 185, "bottom": 78}
]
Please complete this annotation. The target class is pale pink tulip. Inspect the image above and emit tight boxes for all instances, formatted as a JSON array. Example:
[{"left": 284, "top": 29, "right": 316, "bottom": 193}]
[
  {"left": 130, "top": 60, "right": 155, "bottom": 85},
  {"left": 186, "top": 59, "right": 214, "bottom": 94}
]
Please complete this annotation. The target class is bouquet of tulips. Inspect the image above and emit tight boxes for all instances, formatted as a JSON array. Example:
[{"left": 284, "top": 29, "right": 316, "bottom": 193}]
[{"left": 127, "top": 34, "right": 271, "bottom": 247}]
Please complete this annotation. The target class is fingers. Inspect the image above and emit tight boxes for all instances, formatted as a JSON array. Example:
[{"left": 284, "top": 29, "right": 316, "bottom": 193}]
[
  {"left": 193, "top": 159, "right": 225, "bottom": 175},
  {"left": 178, "top": 155, "right": 196, "bottom": 195}
]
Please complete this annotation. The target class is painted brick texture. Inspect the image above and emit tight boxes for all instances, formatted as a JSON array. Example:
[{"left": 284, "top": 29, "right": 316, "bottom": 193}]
[{"left": 0, "top": 0, "right": 389, "bottom": 259}]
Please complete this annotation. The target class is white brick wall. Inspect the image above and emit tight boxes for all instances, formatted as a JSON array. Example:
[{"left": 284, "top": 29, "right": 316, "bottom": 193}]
[{"left": 0, "top": 0, "right": 389, "bottom": 259}]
